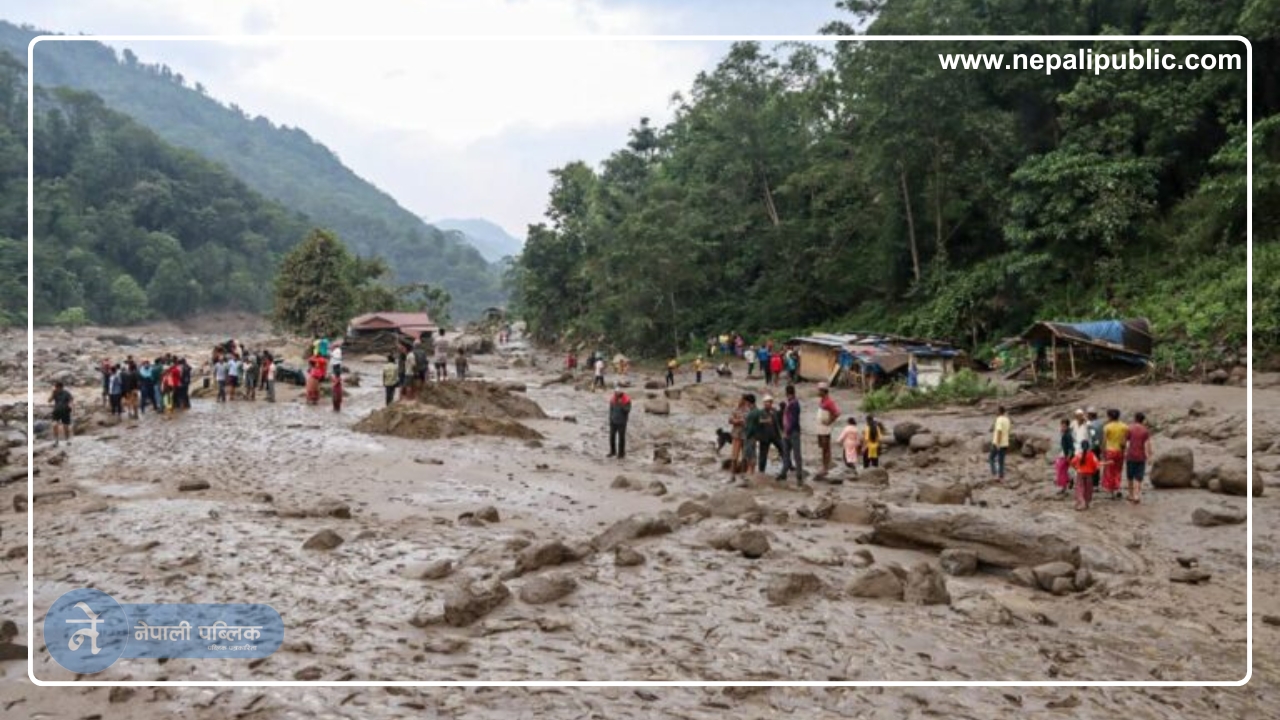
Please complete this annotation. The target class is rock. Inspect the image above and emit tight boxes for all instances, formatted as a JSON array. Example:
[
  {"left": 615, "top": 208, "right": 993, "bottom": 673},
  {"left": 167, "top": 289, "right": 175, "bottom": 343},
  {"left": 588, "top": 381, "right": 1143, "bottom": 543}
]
[
  {"left": 663, "top": 388, "right": 682, "bottom": 400},
  {"left": 1074, "top": 567, "right": 1094, "bottom": 591},
  {"left": 643, "top": 380, "right": 663, "bottom": 390},
  {"left": 1176, "top": 555, "right": 1199, "bottom": 568},
  {"left": 518, "top": 573, "right": 577, "bottom": 605},
  {"left": 676, "top": 500, "right": 711, "bottom": 520},
  {"left": 301, "top": 530, "right": 344, "bottom": 551},
  {"left": 893, "top": 422, "right": 924, "bottom": 445},
  {"left": 1226, "top": 438, "right": 1249, "bottom": 459},
  {"left": 1207, "top": 368, "right": 1230, "bottom": 384},
  {"left": 611, "top": 476, "right": 632, "bottom": 489},
  {"left": 765, "top": 572, "right": 824, "bottom": 605},
  {"left": 707, "top": 489, "right": 762, "bottom": 519},
  {"left": 1008, "top": 567, "right": 1039, "bottom": 588},
  {"left": 646, "top": 481, "right": 668, "bottom": 496},
  {"left": 951, "top": 591, "right": 1014, "bottom": 626},
  {"left": 402, "top": 559, "right": 454, "bottom": 580},
  {"left": 829, "top": 501, "right": 875, "bottom": 525},
  {"left": 443, "top": 579, "right": 511, "bottom": 626},
  {"left": 850, "top": 548, "right": 875, "bottom": 568},
  {"left": 1032, "top": 561, "right": 1078, "bottom": 592},
  {"left": 729, "top": 529, "right": 770, "bottom": 559},
  {"left": 846, "top": 567, "right": 904, "bottom": 600},
  {"left": 1215, "top": 463, "right": 1262, "bottom": 497},
  {"left": 644, "top": 399, "right": 670, "bottom": 415},
  {"left": 903, "top": 562, "right": 950, "bottom": 605},
  {"left": 1170, "top": 568, "right": 1212, "bottom": 584},
  {"left": 294, "top": 666, "right": 324, "bottom": 681},
  {"left": 474, "top": 506, "right": 500, "bottom": 523},
  {"left": 1049, "top": 577, "right": 1075, "bottom": 595},
  {"left": 1150, "top": 447, "right": 1195, "bottom": 489},
  {"left": 870, "top": 505, "right": 1082, "bottom": 569},
  {"left": 614, "top": 545, "right": 645, "bottom": 567},
  {"left": 178, "top": 479, "right": 210, "bottom": 492},
  {"left": 108, "top": 687, "right": 136, "bottom": 704},
  {"left": 652, "top": 445, "right": 673, "bottom": 464},
  {"left": 861, "top": 468, "right": 890, "bottom": 486},
  {"left": 939, "top": 548, "right": 978, "bottom": 576},
  {"left": 514, "top": 541, "right": 581, "bottom": 576},
  {"left": 908, "top": 434, "right": 937, "bottom": 452},
  {"left": 591, "top": 513, "right": 675, "bottom": 552},
  {"left": 1191, "top": 506, "right": 1247, "bottom": 527},
  {"left": 915, "top": 481, "right": 971, "bottom": 505}
]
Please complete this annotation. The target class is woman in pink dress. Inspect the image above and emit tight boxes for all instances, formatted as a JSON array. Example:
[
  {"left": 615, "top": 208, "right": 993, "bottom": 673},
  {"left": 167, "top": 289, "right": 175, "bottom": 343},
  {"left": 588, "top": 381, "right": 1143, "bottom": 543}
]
[{"left": 836, "top": 417, "right": 862, "bottom": 471}]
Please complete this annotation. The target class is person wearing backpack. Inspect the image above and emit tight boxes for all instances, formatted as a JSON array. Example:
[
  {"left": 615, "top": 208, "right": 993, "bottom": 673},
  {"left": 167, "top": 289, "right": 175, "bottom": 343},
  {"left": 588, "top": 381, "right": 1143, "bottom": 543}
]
[{"left": 381, "top": 354, "right": 399, "bottom": 406}]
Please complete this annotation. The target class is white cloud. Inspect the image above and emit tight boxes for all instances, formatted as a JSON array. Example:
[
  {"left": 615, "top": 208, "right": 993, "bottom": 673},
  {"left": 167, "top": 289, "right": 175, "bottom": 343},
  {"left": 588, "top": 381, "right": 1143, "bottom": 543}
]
[{"left": 7, "top": 0, "right": 835, "bottom": 239}]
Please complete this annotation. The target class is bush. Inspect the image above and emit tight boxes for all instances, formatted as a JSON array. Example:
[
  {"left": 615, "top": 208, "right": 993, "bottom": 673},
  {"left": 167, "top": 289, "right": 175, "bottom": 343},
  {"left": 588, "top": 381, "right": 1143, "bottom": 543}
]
[
  {"left": 53, "top": 306, "right": 90, "bottom": 329},
  {"left": 860, "top": 368, "right": 1001, "bottom": 412}
]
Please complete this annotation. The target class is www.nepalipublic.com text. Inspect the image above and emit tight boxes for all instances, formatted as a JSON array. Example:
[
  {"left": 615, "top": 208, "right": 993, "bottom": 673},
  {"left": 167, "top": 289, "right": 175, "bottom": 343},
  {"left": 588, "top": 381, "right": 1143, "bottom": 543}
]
[{"left": 938, "top": 48, "right": 1242, "bottom": 75}]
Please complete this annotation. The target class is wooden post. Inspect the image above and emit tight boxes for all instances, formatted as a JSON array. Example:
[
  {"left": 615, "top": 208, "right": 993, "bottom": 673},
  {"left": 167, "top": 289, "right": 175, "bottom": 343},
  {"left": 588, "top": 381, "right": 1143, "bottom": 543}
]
[
  {"left": 1028, "top": 343, "right": 1038, "bottom": 381},
  {"left": 1068, "top": 343, "right": 1077, "bottom": 379},
  {"left": 1051, "top": 335, "right": 1058, "bottom": 383}
]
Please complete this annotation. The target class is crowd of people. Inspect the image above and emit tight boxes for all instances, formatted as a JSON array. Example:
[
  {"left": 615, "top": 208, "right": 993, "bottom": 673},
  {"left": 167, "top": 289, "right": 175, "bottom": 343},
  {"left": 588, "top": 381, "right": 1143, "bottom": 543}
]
[
  {"left": 1055, "top": 406, "right": 1154, "bottom": 509},
  {"left": 379, "top": 329, "right": 473, "bottom": 407}
]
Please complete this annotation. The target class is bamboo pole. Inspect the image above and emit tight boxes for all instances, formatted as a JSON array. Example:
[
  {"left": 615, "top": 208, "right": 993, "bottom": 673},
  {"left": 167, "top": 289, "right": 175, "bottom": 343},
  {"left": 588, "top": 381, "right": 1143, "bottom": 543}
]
[
  {"left": 1069, "top": 342, "right": 1077, "bottom": 379},
  {"left": 1029, "top": 343, "right": 1038, "bottom": 381},
  {"left": 1052, "top": 335, "right": 1058, "bottom": 383}
]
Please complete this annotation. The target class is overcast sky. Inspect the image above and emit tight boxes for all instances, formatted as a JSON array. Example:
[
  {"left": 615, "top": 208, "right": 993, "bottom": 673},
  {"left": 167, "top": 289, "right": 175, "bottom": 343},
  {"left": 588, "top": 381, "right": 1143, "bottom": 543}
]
[{"left": 8, "top": 0, "right": 849, "bottom": 242}]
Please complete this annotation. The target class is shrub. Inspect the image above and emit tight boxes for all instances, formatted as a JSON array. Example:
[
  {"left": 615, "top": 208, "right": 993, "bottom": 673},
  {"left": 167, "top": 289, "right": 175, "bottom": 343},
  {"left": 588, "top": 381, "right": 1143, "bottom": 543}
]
[{"left": 860, "top": 368, "right": 1001, "bottom": 412}]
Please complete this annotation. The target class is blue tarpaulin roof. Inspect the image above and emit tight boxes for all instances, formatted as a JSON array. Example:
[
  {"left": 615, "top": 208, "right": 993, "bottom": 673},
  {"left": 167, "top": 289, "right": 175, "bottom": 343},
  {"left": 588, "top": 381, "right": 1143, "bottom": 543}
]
[{"left": 1021, "top": 318, "right": 1153, "bottom": 363}]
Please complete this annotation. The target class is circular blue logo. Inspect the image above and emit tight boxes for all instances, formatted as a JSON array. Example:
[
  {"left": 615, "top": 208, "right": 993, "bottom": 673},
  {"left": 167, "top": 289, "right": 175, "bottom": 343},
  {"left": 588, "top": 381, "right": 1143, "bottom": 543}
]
[{"left": 44, "top": 588, "right": 129, "bottom": 673}]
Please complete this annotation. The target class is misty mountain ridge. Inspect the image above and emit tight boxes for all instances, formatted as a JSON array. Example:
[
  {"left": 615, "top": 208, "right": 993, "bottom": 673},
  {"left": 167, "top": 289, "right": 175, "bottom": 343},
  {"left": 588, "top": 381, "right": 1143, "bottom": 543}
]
[{"left": 429, "top": 217, "right": 524, "bottom": 262}]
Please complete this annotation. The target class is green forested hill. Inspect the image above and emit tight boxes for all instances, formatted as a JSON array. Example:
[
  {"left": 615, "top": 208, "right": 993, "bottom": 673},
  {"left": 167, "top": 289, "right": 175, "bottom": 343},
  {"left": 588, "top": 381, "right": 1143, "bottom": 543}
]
[
  {"left": 0, "top": 20, "right": 505, "bottom": 318},
  {"left": 511, "top": 0, "right": 1280, "bottom": 368},
  {"left": 0, "top": 51, "right": 318, "bottom": 325}
]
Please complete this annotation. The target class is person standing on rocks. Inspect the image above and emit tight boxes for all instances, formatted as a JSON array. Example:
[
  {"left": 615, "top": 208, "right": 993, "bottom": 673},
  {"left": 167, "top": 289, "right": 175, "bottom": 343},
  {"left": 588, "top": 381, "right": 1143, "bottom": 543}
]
[
  {"left": 162, "top": 361, "right": 181, "bottom": 417},
  {"left": 331, "top": 343, "right": 343, "bottom": 378},
  {"left": 243, "top": 355, "right": 259, "bottom": 401},
  {"left": 1055, "top": 418, "right": 1074, "bottom": 496},
  {"left": 412, "top": 338, "right": 429, "bottom": 392},
  {"left": 121, "top": 361, "right": 140, "bottom": 420},
  {"left": 455, "top": 349, "right": 469, "bottom": 381},
  {"left": 381, "top": 354, "right": 399, "bottom": 406},
  {"left": 1086, "top": 407, "right": 1104, "bottom": 489},
  {"left": 778, "top": 384, "right": 805, "bottom": 484},
  {"left": 742, "top": 393, "right": 760, "bottom": 480},
  {"left": 261, "top": 353, "right": 276, "bottom": 402},
  {"left": 433, "top": 330, "right": 451, "bottom": 382},
  {"left": 49, "top": 381, "right": 73, "bottom": 446},
  {"left": 862, "top": 414, "right": 883, "bottom": 468},
  {"left": 837, "top": 417, "right": 862, "bottom": 472},
  {"left": 1102, "top": 408, "right": 1128, "bottom": 499},
  {"left": 179, "top": 357, "right": 192, "bottom": 409},
  {"left": 694, "top": 356, "right": 704, "bottom": 384},
  {"left": 1071, "top": 441, "right": 1100, "bottom": 510},
  {"left": 99, "top": 359, "right": 111, "bottom": 408},
  {"left": 107, "top": 365, "right": 124, "bottom": 419},
  {"left": 665, "top": 357, "right": 678, "bottom": 388},
  {"left": 815, "top": 382, "right": 840, "bottom": 479},
  {"left": 728, "top": 394, "right": 749, "bottom": 482},
  {"left": 745, "top": 345, "right": 757, "bottom": 377},
  {"left": 226, "top": 354, "right": 241, "bottom": 402},
  {"left": 769, "top": 352, "right": 784, "bottom": 389},
  {"left": 756, "top": 395, "right": 785, "bottom": 477},
  {"left": 989, "top": 405, "right": 1011, "bottom": 482},
  {"left": 593, "top": 355, "right": 606, "bottom": 391},
  {"left": 1124, "top": 411, "right": 1153, "bottom": 504},
  {"left": 331, "top": 365, "right": 344, "bottom": 412},
  {"left": 607, "top": 383, "right": 632, "bottom": 460}
]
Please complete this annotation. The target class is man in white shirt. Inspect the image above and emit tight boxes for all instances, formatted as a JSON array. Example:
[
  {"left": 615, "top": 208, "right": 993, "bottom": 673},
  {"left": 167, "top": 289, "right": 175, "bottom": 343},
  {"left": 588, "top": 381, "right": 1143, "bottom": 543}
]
[{"left": 593, "top": 358, "right": 606, "bottom": 391}]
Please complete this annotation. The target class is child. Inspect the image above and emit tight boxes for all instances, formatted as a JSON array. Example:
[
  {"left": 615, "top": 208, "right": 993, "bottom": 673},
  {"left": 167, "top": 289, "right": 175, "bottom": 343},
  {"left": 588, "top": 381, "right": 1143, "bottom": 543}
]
[
  {"left": 1056, "top": 418, "right": 1074, "bottom": 495},
  {"left": 331, "top": 366, "right": 344, "bottom": 412},
  {"left": 1070, "top": 441, "right": 1099, "bottom": 511}
]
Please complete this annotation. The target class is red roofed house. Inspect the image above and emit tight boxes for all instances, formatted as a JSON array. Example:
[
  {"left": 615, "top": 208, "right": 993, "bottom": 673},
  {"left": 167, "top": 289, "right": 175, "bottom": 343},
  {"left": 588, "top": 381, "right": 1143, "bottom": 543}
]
[{"left": 346, "top": 311, "right": 438, "bottom": 342}]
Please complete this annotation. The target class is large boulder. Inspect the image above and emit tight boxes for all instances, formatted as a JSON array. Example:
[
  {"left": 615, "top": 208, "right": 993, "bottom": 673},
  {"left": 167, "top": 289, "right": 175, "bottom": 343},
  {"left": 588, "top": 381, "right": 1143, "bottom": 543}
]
[
  {"left": 765, "top": 572, "right": 824, "bottom": 605},
  {"left": 915, "top": 481, "right": 971, "bottom": 505},
  {"left": 514, "top": 541, "right": 581, "bottom": 576},
  {"left": 1150, "top": 447, "right": 1195, "bottom": 489},
  {"left": 729, "top": 529, "right": 770, "bottom": 559},
  {"left": 903, "top": 562, "right": 950, "bottom": 605},
  {"left": 1191, "top": 505, "right": 1247, "bottom": 527},
  {"left": 644, "top": 399, "right": 671, "bottom": 416},
  {"left": 518, "top": 573, "right": 578, "bottom": 605},
  {"left": 707, "top": 489, "right": 762, "bottom": 519},
  {"left": 1215, "top": 462, "right": 1263, "bottom": 497},
  {"left": 443, "top": 579, "right": 511, "bottom": 626},
  {"left": 908, "top": 434, "right": 937, "bottom": 452},
  {"left": 591, "top": 513, "right": 675, "bottom": 552},
  {"left": 893, "top": 422, "right": 925, "bottom": 445},
  {"left": 939, "top": 548, "right": 978, "bottom": 576},
  {"left": 846, "top": 567, "right": 904, "bottom": 600},
  {"left": 870, "top": 505, "right": 1082, "bottom": 570},
  {"left": 1031, "top": 561, "right": 1077, "bottom": 592}
]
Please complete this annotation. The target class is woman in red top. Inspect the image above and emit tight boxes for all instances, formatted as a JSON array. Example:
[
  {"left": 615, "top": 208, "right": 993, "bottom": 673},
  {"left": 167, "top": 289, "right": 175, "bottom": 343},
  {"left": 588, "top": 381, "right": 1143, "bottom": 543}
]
[
  {"left": 306, "top": 355, "right": 326, "bottom": 405},
  {"left": 162, "top": 363, "right": 182, "bottom": 417},
  {"left": 769, "top": 353, "right": 783, "bottom": 388},
  {"left": 1070, "top": 441, "right": 1100, "bottom": 511}
]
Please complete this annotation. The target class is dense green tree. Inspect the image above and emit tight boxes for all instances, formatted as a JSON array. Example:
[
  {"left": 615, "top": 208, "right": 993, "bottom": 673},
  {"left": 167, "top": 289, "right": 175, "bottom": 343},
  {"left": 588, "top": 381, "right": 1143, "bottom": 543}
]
[{"left": 273, "top": 229, "right": 358, "bottom": 337}]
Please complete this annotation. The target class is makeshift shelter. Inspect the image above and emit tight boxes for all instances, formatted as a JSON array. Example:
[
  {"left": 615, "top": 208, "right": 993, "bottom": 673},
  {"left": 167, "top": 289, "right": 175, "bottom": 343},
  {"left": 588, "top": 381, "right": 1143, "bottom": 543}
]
[
  {"left": 786, "top": 332, "right": 963, "bottom": 389},
  {"left": 344, "top": 312, "right": 438, "bottom": 354},
  {"left": 1015, "top": 318, "right": 1153, "bottom": 381}
]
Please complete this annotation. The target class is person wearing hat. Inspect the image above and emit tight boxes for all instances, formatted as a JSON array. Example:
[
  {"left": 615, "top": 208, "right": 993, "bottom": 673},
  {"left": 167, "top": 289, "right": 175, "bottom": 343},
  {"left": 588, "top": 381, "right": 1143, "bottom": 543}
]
[
  {"left": 1071, "top": 409, "right": 1090, "bottom": 459},
  {"left": 607, "top": 382, "right": 632, "bottom": 460},
  {"left": 814, "top": 382, "right": 840, "bottom": 479},
  {"left": 755, "top": 394, "right": 785, "bottom": 477}
]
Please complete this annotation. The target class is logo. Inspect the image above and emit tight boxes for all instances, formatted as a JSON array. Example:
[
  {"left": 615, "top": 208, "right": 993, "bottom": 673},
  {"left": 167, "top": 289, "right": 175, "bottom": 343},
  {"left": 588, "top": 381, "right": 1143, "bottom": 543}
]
[{"left": 44, "top": 589, "right": 282, "bottom": 673}]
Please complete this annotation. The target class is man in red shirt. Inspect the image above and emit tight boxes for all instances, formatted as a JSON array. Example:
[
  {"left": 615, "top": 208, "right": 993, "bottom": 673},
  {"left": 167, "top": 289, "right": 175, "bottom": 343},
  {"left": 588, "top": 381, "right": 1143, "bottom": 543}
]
[
  {"left": 815, "top": 383, "right": 840, "bottom": 480},
  {"left": 607, "top": 383, "right": 632, "bottom": 460},
  {"left": 1124, "top": 411, "right": 1153, "bottom": 504}
]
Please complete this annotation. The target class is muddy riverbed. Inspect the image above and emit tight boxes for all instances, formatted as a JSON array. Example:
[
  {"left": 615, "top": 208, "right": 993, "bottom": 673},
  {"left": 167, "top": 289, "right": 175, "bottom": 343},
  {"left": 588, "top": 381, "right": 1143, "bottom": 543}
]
[{"left": 0, "top": 322, "right": 1276, "bottom": 717}]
